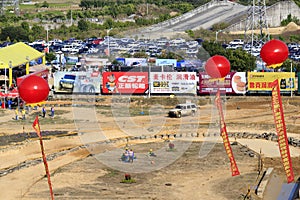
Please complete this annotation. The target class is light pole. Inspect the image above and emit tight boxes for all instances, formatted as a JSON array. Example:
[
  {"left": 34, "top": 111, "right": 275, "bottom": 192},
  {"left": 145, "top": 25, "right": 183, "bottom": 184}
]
[
  {"left": 215, "top": 30, "right": 223, "bottom": 43},
  {"left": 46, "top": 27, "right": 49, "bottom": 43},
  {"left": 148, "top": 62, "right": 151, "bottom": 98},
  {"left": 57, "top": 51, "right": 63, "bottom": 71},
  {"left": 107, "top": 28, "right": 113, "bottom": 57},
  {"left": 4, "top": 63, "right": 7, "bottom": 94},
  {"left": 290, "top": 61, "right": 293, "bottom": 97}
]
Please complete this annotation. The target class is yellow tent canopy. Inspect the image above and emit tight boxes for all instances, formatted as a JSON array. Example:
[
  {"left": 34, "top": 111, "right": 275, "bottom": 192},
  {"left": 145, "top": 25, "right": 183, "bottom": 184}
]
[
  {"left": 0, "top": 42, "right": 45, "bottom": 86},
  {"left": 0, "top": 42, "right": 45, "bottom": 69}
]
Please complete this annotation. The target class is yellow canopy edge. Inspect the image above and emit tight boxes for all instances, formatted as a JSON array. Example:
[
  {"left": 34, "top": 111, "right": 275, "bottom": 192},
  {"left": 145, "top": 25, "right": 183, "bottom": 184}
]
[{"left": 0, "top": 42, "right": 45, "bottom": 69}]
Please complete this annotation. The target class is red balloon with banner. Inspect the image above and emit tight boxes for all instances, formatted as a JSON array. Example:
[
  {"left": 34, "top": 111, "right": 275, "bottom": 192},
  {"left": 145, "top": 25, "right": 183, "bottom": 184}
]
[
  {"left": 18, "top": 75, "right": 54, "bottom": 199},
  {"left": 204, "top": 55, "right": 231, "bottom": 79},
  {"left": 260, "top": 39, "right": 289, "bottom": 69},
  {"left": 18, "top": 75, "right": 49, "bottom": 105},
  {"left": 205, "top": 55, "right": 240, "bottom": 176}
]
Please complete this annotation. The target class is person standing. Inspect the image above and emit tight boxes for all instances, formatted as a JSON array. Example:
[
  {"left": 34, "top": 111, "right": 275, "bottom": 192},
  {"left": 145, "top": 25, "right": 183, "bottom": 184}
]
[
  {"left": 22, "top": 109, "right": 26, "bottom": 120},
  {"left": 8, "top": 99, "right": 12, "bottom": 109},
  {"left": 129, "top": 149, "right": 134, "bottom": 163},
  {"left": 15, "top": 108, "right": 19, "bottom": 120},
  {"left": 42, "top": 106, "right": 46, "bottom": 118},
  {"left": 50, "top": 106, "right": 54, "bottom": 118}
]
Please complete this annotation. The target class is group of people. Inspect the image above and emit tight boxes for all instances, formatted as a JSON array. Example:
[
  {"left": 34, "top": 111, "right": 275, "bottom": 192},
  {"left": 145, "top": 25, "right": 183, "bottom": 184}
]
[
  {"left": 12, "top": 105, "right": 55, "bottom": 120},
  {"left": 120, "top": 148, "right": 135, "bottom": 163},
  {"left": 42, "top": 105, "right": 55, "bottom": 118},
  {"left": 120, "top": 147, "right": 159, "bottom": 163},
  {"left": 14, "top": 108, "right": 26, "bottom": 120}
]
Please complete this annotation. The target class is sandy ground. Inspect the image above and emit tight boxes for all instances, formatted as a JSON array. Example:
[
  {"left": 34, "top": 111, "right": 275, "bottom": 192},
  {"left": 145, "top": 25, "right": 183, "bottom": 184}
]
[
  {"left": 229, "top": 22, "right": 300, "bottom": 35},
  {"left": 1, "top": 95, "right": 300, "bottom": 199}
]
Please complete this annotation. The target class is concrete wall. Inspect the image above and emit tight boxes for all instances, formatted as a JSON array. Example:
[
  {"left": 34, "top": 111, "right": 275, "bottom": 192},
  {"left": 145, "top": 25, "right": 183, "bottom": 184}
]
[
  {"left": 267, "top": 1, "right": 300, "bottom": 27},
  {"left": 227, "top": 1, "right": 300, "bottom": 32}
]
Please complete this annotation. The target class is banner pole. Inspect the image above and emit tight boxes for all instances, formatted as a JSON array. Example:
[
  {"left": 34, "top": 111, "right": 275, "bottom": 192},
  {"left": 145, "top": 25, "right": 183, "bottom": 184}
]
[{"left": 33, "top": 116, "right": 54, "bottom": 199}]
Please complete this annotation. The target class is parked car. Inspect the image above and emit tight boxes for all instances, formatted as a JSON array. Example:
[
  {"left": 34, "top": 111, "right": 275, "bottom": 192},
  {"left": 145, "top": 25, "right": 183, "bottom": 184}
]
[
  {"left": 229, "top": 39, "right": 244, "bottom": 46},
  {"left": 168, "top": 103, "right": 198, "bottom": 118}
]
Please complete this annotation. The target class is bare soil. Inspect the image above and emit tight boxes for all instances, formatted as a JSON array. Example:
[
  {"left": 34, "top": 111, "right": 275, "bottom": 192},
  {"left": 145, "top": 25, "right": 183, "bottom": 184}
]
[{"left": 1, "top": 95, "right": 300, "bottom": 200}]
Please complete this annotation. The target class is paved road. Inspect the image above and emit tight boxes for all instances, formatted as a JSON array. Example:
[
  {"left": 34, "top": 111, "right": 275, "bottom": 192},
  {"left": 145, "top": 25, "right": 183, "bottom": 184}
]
[{"left": 128, "top": 1, "right": 248, "bottom": 39}]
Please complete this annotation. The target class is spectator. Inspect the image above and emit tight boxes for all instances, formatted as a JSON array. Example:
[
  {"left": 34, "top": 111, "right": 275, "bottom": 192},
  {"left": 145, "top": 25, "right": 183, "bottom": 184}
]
[
  {"left": 42, "top": 106, "right": 46, "bottom": 118},
  {"left": 15, "top": 108, "right": 19, "bottom": 120},
  {"left": 22, "top": 109, "right": 26, "bottom": 120},
  {"left": 128, "top": 149, "right": 135, "bottom": 163},
  {"left": 8, "top": 99, "right": 12, "bottom": 109},
  {"left": 50, "top": 106, "right": 55, "bottom": 118}
]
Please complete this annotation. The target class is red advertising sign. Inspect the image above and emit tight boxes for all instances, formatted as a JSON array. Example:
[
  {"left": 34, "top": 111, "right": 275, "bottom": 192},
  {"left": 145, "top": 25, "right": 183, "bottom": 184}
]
[
  {"left": 102, "top": 72, "right": 148, "bottom": 94},
  {"left": 17, "top": 69, "right": 49, "bottom": 86},
  {"left": 199, "top": 72, "right": 246, "bottom": 94}
]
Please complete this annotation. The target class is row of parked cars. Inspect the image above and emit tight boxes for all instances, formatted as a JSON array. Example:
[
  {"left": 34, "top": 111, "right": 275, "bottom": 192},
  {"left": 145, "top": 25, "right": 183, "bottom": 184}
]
[
  {"left": 223, "top": 39, "right": 300, "bottom": 61},
  {"left": 4, "top": 37, "right": 298, "bottom": 63},
  {"left": 26, "top": 36, "right": 202, "bottom": 59}
]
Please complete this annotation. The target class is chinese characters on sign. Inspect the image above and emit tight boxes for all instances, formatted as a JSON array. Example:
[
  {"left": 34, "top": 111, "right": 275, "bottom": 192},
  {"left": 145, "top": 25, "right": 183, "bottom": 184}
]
[
  {"left": 248, "top": 72, "right": 295, "bottom": 91},
  {"left": 271, "top": 80, "right": 294, "bottom": 183},
  {"left": 215, "top": 90, "right": 240, "bottom": 176},
  {"left": 102, "top": 72, "right": 148, "bottom": 94},
  {"left": 150, "top": 72, "right": 197, "bottom": 94}
]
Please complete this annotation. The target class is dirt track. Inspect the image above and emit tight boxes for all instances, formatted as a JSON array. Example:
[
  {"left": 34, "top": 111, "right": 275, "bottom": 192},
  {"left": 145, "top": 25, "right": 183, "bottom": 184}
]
[{"left": 1, "top": 95, "right": 300, "bottom": 199}]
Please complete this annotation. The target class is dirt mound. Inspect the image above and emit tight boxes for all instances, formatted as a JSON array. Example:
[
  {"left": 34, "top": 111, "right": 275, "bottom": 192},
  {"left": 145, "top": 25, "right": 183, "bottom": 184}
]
[{"left": 283, "top": 22, "right": 299, "bottom": 32}]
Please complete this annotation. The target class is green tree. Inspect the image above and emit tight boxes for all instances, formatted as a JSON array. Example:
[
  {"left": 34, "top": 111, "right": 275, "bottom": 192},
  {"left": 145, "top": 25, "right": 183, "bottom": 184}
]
[
  {"left": 31, "top": 24, "right": 44, "bottom": 39},
  {"left": 79, "top": 0, "right": 92, "bottom": 10},
  {"left": 103, "top": 18, "right": 114, "bottom": 29},
  {"left": 0, "top": 26, "right": 29, "bottom": 41},
  {"left": 21, "top": 22, "right": 30, "bottom": 32},
  {"left": 202, "top": 41, "right": 256, "bottom": 72},
  {"left": 41, "top": 1, "right": 49, "bottom": 8},
  {"left": 78, "top": 19, "right": 89, "bottom": 31},
  {"left": 45, "top": 52, "right": 56, "bottom": 63},
  {"left": 281, "top": 14, "right": 299, "bottom": 26}
]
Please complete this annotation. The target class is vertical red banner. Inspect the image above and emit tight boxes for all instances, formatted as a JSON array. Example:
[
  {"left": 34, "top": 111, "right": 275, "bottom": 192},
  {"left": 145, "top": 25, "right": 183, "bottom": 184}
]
[
  {"left": 271, "top": 79, "right": 294, "bottom": 183},
  {"left": 33, "top": 116, "right": 55, "bottom": 200},
  {"left": 215, "top": 90, "right": 240, "bottom": 176}
]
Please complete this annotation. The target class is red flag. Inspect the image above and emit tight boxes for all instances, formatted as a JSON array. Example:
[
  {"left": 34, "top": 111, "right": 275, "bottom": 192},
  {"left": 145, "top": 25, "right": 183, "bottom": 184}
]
[
  {"left": 32, "top": 116, "right": 42, "bottom": 138},
  {"left": 271, "top": 79, "right": 294, "bottom": 183},
  {"left": 215, "top": 89, "right": 240, "bottom": 176}
]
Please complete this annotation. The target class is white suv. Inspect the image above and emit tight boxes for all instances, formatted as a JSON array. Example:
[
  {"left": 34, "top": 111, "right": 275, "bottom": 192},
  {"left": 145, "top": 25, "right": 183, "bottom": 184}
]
[{"left": 168, "top": 103, "right": 197, "bottom": 118}]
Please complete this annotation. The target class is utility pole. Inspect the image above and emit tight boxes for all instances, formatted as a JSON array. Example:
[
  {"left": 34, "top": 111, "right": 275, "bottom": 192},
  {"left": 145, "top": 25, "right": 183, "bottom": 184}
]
[
  {"left": 14, "top": 0, "right": 19, "bottom": 16},
  {"left": 107, "top": 28, "right": 113, "bottom": 57},
  {"left": 244, "top": 0, "right": 270, "bottom": 51}
]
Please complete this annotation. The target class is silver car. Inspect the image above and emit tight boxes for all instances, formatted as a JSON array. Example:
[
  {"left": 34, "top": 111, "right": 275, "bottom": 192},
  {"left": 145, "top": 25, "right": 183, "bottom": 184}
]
[{"left": 168, "top": 103, "right": 197, "bottom": 118}]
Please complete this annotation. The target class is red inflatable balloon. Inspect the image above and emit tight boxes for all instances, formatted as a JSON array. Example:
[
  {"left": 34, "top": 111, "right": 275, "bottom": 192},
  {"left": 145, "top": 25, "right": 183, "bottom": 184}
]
[
  {"left": 18, "top": 75, "right": 49, "bottom": 104},
  {"left": 205, "top": 55, "right": 231, "bottom": 79},
  {"left": 260, "top": 39, "right": 289, "bottom": 69}
]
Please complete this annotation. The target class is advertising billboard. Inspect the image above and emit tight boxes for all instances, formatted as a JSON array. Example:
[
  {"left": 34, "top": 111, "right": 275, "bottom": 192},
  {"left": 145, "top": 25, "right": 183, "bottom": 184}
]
[
  {"left": 16, "top": 69, "right": 49, "bottom": 86},
  {"left": 102, "top": 72, "right": 148, "bottom": 94},
  {"left": 125, "top": 58, "right": 147, "bottom": 67},
  {"left": 198, "top": 72, "right": 247, "bottom": 94},
  {"left": 150, "top": 72, "right": 197, "bottom": 94},
  {"left": 155, "top": 59, "right": 176, "bottom": 68},
  {"left": 53, "top": 71, "right": 101, "bottom": 94},
  {"left": 248, "top": 72, "right": 295, "bottom": 91}
]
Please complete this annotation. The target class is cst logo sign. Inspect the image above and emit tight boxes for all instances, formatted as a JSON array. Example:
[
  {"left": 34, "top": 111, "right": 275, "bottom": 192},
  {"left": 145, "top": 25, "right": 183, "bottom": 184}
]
[{"left": 118, "top": 76, "right": 147, "bottom": 83}]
